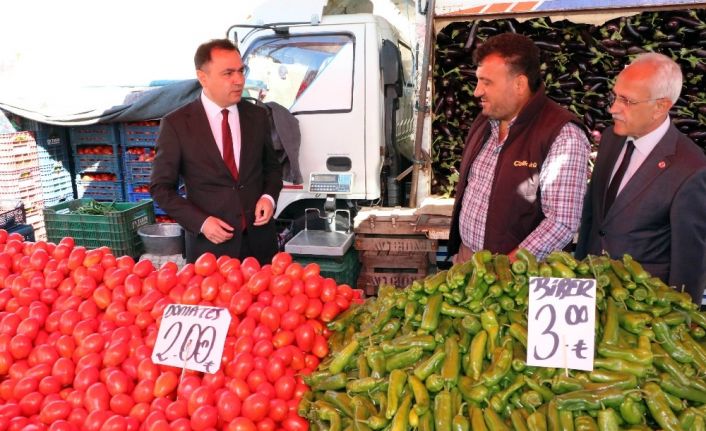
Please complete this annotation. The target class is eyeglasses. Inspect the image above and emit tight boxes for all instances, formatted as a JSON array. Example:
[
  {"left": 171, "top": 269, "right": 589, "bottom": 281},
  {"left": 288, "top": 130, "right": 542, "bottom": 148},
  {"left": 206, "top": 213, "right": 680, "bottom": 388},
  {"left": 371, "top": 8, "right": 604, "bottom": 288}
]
[{"left": 608, "top": 91, "right": 662, "bottom": 107}]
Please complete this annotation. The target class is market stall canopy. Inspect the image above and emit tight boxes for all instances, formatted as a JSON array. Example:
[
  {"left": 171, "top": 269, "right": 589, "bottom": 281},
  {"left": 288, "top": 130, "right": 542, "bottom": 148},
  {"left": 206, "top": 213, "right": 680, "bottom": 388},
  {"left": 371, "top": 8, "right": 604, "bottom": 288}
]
[{"left": 0, "top": 80, "right": 202, "bottom": 127}]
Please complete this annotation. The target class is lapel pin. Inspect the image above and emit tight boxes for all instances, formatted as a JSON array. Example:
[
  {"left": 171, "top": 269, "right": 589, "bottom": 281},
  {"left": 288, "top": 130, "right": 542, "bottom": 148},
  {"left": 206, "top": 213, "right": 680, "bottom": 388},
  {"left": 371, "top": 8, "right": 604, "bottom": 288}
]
[{"left": 658, "top": 161, "right": 666, "bottom": 169}]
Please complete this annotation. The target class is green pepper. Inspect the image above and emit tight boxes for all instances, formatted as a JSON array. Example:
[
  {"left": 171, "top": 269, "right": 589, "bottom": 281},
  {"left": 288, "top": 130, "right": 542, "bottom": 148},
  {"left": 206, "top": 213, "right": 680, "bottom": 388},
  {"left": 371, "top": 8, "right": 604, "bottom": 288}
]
[
  {"left": 480, "top": 347, "right": 512, "bottom": 387},
  {"left": 357, "top": 354, "right": 370, "bottom": 379},
  {"left": 527, "top": 411, "right": 547, "bottom": 431},
  {"left": 365, "top": 416, "right": 389, "bottom": 430},
  {"left": 385, "top": 347, "right": 424, "bottom": 372},
  {"left": 347, "top": 377, "right": 386, "bottom": 394},
  {"left": 652, "top": 317, "right": 693, "bottom": 363},
  {"left": 601, "top": 298, "right": 620, "bottom": 345},
  {"left": 481, "top": 310, "right": 499, "bottom": 357},
  {"left": 520, "top": 390, "right": 544, "bottom": 410},
  {"left": 323, "top": 390, "right": 354, "bottom": 418},
  {"left": 679, "top": 408, "right": 698, "bottom": 430},
  {"left": 467, "top": 270, "right": 490, "bottom": 303},
  {"left": 369, "top": 391, "right": 387, "bottom": 414},
  {"left": 619, "top": 393, "right": 645, "bottom": 426},
  {"left": 618, "top": 311, "right": 652, "bottom": 334},
  {"left": 366, "top": 346, "right": 386, "bottom": 379},
  {"left": 447, "top": 259, "right": 474, "bottom": 289},
  {"left": 441, "top": 302, "right": 472, "bottom": 318},
  {"left": 653, "top": 343, "right": 692, "bottom": 387},
  {"left": 494, "top": 254, "right": 515, "bottom": 294},
  {"left": 508, "top": 323, "right": 528, "bottom": 349},
  {"left": 470, "top": 406, "right": 489, "bottom": 431},
  {"left": 390, "top": 392, "right": 412, "bottom": 431},
  {"left": 498, "top": 295, "right": 515, "bottom": 311},
  {"left": 405, "top": 375, "right": 428, "bottom": 415},
  {"left": 381, "top": 335, "right": 436, "bottom": 354},
  {"left": 421, "top": 293, "right": 443, "bottom": 332},
  {"left": 424, "top": 271, "right": 448, "bottom": 294},
  {"left": 469, "top": 330, "right": 488, "bottom": 381},
  {"left": 510, "top": 409, "right": 530, "bottom": 431},
  {"left": 452, "top": 413, "right": 470, "bottom": 431},
  {"left": 555, "top": 388, "right": 625, "bottom": 411},
  {"left": 511, "top": 259, "right": 527, "bottom": 275},
  {"left": 524, "top": 376, "right": 554, "bottom": 403},
  {"left": 483, "top": 407, "right": 510, "bottom": 431},
  {"left": 547, "top": 250, "right": 578, "bottom": 269},
  {"left": 328, "top": 304, "right": 363, "bottom": 332},
  {"left": 426, "top": 373, "right": 445, "bottom": 393},
  {"left": 608, "top": 259, "right": 631, "bottom": 282},
  {"left": 662, "top": 310, "right": 688, "bottom": 327},
  {"left": 434, "top": 390, "right": 453, "bottom": 431},
  {"left": 458, "top": 376, "right": 488, "bottom": 403},
  {"left": 596, "top": 408, "right": 620, "bottom": 431},
  {"left": 442, "top": 336, "right": 461, "bottom": 387},
  {"left": 546, "top": 399, "right": 560, "bottom": 431},
  {"left": 585, "top": 369, "right": 638, "bottom": 392},
  {"left": 559, "top": 410, "right": 575, "bottom": 431},
  {"left": 385, "top": 369, "right": 406, "bottom": 419},
  {"left": 694, "top": 415, "right": 706, "bottom": 431},
  {"left": 551, "top": 374, "right": 584, "bottom": 394},
  {"left": 655, "top": 289, "right": 696, "bottom": 310},
  {"left": 413, "top": 350, "right": 446, "bottom": 381},
  {"left": 659, "top": 372, "right": 706, "bottom": 403},
  {"left": 418, "top": 412, "right": 434, "bottom": 431},
  {"left": 625, "top": 298, "right": 650, "bottom": 312},
  {"left": 549, "top": 261, "right": 575, "bottom": 278},
  {"left": 483, "top": 262, "right": 498, "bottom": 285},
  {"left": 676, "top": 328, "right": 706, "bottom": 370},
  {"left": 574, "top": 415, "right": 598, "bottom": 431},
  {"left": 592, "top": 357, "right": 652, "bottom": 378},
  {"left": 330, "top": 339, "right": 360, "bottom": 374},
  {"left": 316, "top": 401, "right": 343, "bottom": 431},
  {"left": 643, "top": 382, "right": 682, "bottom": 431},
  {"left": 622, "top": 254, "right": 649, "bottom": 284},
  {"left": 596, "top": 341, "right": 652, "bottom": 366},
  {"left": 489, "top": 374, "right": 525, "bottom": 413},
  {"left": 313, "top": 373, "right": 348, "bottom": 391}
]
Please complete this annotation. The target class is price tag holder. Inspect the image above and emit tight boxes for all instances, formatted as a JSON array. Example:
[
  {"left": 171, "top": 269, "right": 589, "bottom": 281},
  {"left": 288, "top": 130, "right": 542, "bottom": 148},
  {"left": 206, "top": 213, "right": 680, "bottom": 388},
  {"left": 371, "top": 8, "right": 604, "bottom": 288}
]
[
  {"left": 527, "top": 277, "right": 596, "bottom": 371},
  {"left": 152, "top": 304, "right": 231, "bottom": 374}
]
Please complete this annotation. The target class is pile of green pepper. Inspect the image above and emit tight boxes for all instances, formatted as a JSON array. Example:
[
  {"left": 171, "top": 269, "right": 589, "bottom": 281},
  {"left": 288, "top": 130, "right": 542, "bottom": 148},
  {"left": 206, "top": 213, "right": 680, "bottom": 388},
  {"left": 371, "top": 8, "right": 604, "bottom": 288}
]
[{"left": 299, "top": 249, "right": 706, "bottom": 431}]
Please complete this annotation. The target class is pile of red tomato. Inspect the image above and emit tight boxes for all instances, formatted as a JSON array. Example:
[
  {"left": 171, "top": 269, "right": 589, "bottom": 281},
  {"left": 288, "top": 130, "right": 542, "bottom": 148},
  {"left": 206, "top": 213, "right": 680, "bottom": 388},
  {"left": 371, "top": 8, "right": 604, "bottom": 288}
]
[{"left": 0, "top": 229, "right": 362, "bottom": 431}]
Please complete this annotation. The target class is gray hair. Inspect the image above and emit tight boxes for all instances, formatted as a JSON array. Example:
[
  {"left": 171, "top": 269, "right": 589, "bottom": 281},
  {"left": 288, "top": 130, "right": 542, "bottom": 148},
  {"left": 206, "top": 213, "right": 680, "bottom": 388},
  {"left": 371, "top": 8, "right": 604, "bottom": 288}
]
[{"left": 628, "top": 53, "right": 683, "bottom": 103}]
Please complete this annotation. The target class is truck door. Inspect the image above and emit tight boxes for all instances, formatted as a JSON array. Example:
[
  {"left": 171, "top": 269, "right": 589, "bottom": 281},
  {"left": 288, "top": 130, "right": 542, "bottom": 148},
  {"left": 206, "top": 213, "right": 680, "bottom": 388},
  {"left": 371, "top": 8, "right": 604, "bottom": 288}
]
[{"left": 241, "top": 25, "right": 367, "bottom": 217}]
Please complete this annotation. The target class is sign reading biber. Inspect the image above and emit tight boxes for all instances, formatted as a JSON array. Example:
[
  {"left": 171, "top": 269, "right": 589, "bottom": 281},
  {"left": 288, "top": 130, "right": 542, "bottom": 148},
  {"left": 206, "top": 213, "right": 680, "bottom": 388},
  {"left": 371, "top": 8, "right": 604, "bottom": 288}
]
[
  {"left": 152, "top": 304, "right": 231, "bottom": 374},
  {"left": 527, "top": 277, "right": 596, "bottom": 371}
]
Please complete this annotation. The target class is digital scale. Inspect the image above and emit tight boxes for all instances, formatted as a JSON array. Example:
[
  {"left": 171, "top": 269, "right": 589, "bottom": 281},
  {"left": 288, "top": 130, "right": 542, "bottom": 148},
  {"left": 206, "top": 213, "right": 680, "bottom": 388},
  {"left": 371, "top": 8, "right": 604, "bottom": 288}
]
[{"left": 285, "top": 174, "right": 355, "bottom": 256}]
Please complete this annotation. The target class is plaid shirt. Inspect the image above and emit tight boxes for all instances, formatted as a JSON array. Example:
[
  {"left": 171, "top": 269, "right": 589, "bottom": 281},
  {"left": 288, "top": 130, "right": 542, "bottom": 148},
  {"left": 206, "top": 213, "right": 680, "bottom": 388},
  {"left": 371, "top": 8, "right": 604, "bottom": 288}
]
[{"left": 459, "top": 119, "right": 590, "bottom": 260}]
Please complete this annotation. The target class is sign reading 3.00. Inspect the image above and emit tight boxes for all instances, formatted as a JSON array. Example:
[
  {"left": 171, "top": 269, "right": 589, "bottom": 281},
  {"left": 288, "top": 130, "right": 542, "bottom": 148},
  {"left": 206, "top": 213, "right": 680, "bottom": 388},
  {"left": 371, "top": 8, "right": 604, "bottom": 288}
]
[
  {"left": 152, "top": 304, "right": 231, "bottom": 374},
  {"left": 527, "top": 277, "right": 596, "bottom": 371}
]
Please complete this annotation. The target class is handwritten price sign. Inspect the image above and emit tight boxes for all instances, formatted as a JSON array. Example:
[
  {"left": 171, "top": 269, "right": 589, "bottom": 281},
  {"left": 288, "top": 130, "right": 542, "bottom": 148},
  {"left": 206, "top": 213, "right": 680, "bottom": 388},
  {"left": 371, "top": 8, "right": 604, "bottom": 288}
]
[
  {"left": 152, "top": 304, "right": 231, "bottom": 374},
  {"left": 527, "top": 277, "right": 596, "bottom": 371}
]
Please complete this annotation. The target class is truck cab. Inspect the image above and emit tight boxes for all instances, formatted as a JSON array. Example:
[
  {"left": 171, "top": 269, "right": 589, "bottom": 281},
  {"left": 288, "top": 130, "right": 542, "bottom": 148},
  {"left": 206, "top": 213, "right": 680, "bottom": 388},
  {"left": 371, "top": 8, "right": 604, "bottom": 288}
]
[{"left": 229, "top": 13, "right": 416, "bottom": 227}]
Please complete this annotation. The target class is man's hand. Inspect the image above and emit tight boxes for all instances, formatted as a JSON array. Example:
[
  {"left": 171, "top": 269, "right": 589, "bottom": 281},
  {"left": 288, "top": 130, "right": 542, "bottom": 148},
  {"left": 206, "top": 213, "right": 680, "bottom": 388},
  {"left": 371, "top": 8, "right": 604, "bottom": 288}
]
[
  {"left": 253, "top": 197, "right": 274, "bottom": 226},
  {"left": 452, "top": 244, "right": 474, "bottom": 264},
  {"left": 202, "top": 216, "right": 234, "bottom": 244}
]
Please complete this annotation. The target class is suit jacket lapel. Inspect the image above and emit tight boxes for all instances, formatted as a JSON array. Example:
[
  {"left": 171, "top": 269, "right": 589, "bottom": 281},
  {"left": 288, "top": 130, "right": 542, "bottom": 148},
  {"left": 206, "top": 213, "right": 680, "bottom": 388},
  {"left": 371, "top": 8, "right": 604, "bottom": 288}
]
[
  {"left": 604, "top": 124, "right": 678, "bottom": 222},
  {"left": 237, "top": 101, "right": 253, "bottom": 173},
  {"left": 594, "top": 134, "right": 625, "bottom": 218},
  {"left": 186, "top": 100, "right": 233, "bottom": 179}
]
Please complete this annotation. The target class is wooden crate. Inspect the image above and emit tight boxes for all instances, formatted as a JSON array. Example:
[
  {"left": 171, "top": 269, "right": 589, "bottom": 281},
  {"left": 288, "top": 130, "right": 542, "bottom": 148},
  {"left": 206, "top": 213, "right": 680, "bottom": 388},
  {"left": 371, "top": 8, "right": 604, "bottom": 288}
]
[
  {"left": 357, "top": 251, "right": 429, "bottom": 296},
  {"left": 354, "top": 234, "right": 438, "bottom": 254}
]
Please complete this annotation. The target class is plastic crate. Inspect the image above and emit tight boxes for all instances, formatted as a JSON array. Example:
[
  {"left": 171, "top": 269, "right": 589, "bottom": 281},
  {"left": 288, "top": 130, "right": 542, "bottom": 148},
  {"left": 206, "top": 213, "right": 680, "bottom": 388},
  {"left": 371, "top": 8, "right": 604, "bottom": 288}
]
[
  {"left": 0, "top": 132, "right": 41, "bottom": 174},
  {"left": 121, "top": 121, "right": 160, "bottom": 148},
  {"left": 76, "top": 178, "right": 124, "bottom": 201},
  {"left": 0, "top": 200, "right": 26, "bottom": 230},
  {"left": 74, "top": 154, "right": 122, "bottom": 175},
  {"left": 43, "top": 199, "right": 156, "bottom": 257},
  {"left": 7, "top": 223, "right": 34, "bottom": 242},
  {"left": 293, "top": 248, "right": 360, "bottom": 287},
  {"left": 68, "top": 124, "right": 119, "bottom": 146}
]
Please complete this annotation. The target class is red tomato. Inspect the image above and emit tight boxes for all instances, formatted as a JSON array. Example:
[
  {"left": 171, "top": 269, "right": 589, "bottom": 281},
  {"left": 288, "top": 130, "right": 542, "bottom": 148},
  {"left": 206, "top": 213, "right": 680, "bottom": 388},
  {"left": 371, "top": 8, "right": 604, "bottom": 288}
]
[
  {"left": 270, "top": 295, "right": 289, "bottom": 315},
  {"left": 240, "top": 257, "right": 261, "bottom": 282},
  {"left": 242, "top": 392, "right": 269, "bottom": 422},
  {"left": 271, "top": 252, "right": 293, "bottom": 275},
  {"left": 335, "top": 295, "right": 350, "bottom": 311},
  {"left": 165, "top": 399, "right": 188, "bottom": 421},
  {"left": 194, "top": 253, "right": 218, "bottom": 276},
  {"left": 260, "top": 307, "right": 280, "bottom": 332},
  {"left": 312, "top": 334, "right": 329, "bottom": 358},
  {"left": 283, "top": 415, "right": 309, "bottom": 431},
  {"left": 320, "top": 302, "right": 341, "bottom": 323},
  {"left": 153, "top": 371, "right": 178, "bottom": 398},
  {"left": 284, "top": 263, "right": 303, "bottom": 280},
  {"left": 132, "top": 259, "right": 154, "bottom": 278},
  {"left": 294, "top": 324, "right": 315, "bottom": 352},
  {"left": 225, "top": 377, "right": 250, "bottom": 400},
  {"left": 258, "top": 417, "right": 277, "bottom": 431},
  {"left": 320, "top": 278, "right": 338, "bottom": 302},
  {"left": 247, "top": 270, "right": 271, "bottom": 295},
  {"left": 230, "top": 290, "right": 253, "bottom": 316},
  {"left": 226, "top": 417, "right": 257, "bottom": 431},
  {"left": 191, "top": 405, "right": 218, "bottom": 431},
  {"left": 84, "top": 382, "right": 110, "bottom": 412},
  {"left": 252, "top": 324, "right": 273, "bottom": 342},
  {"left": 272, "top": 330, "right": 295, "bottom": 349},
  {"left": 237, "top": 316, "right": 257, "bottom": 338},
  {"left": 269, "top": 274, "right": 292, "bottom": 296},
  {"left": 176, "top": 375, "right": 201, "bottom": 401},
  {"left": 109, "top": 393, "right": 135, "bottom": 416},
  {"left": 269, "top": 398, "right": 289, "bottom": 422},
  {"left": 274, "top": 375, "right": 296, "bottom": 400},
  {"left": 265, "top": 357, "right": 285, "bottom": 383},
  {"left": 216, "top": 390, "right": 241, "bottom": 421},
  {"left": 302, "top": 263, "right": 320, "bottom": 279},
  {"left": 246, "top": 370, "right": 267, "bottom": 393},
  {"left": 304, "top": 298, "right": 322, "bottom": 319},
  {"left": 253, "top": 339, "right": 274, "bottom": 358},
  {"left": 303, "top": 276, "right": 323, "bottom": 299}
]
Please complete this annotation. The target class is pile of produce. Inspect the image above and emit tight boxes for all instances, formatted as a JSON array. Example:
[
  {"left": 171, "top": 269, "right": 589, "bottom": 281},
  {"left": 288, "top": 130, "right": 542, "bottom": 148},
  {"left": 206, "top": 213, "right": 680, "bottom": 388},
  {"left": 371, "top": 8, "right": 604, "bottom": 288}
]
[
  {"left": 0, "top": 228, "right": 361, "bottom": 430},
  {"left": 301, "top": 249, "right": 706, "bottom": 431},
  {"left": 432, "top": 9, "right": 706, "bottom": 196}
]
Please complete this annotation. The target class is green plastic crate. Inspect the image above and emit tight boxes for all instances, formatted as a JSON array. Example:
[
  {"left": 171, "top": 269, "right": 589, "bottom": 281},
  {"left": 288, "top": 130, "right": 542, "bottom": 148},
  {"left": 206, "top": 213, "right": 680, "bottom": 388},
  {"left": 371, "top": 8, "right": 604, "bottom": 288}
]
[
  {"left": 294, "top": 248, "right": 360, "bottom": 287},
  {"left": 43, "top": 199, "right": 155, "bottom": 257}
]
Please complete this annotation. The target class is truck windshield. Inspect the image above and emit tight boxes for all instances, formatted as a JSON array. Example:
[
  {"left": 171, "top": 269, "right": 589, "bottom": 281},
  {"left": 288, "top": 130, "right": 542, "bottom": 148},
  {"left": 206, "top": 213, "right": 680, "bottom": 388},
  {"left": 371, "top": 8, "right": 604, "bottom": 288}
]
[{"left": 243, "top": 34, "right": 354, "bottom": 111}]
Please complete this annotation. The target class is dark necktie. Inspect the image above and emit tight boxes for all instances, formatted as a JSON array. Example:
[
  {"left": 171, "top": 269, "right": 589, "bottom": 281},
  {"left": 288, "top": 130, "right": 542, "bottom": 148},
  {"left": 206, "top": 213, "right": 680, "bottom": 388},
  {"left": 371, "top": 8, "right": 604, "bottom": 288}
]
[
  {"left": 221, "top": 109, "right": 239, "bottom": 180},
  {"left": 222, "top": 109, "right": 246, "bottom": 231},
  {"left": 604, "top": 139, "right": 635, "bottom": 215}
]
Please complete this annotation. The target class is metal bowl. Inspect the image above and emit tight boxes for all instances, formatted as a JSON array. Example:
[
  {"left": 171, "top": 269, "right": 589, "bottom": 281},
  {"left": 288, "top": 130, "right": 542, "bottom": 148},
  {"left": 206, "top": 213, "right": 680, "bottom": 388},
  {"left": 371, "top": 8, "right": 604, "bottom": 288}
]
[{"left": 137, "top": 223, "right": 184, "bottom": 256}]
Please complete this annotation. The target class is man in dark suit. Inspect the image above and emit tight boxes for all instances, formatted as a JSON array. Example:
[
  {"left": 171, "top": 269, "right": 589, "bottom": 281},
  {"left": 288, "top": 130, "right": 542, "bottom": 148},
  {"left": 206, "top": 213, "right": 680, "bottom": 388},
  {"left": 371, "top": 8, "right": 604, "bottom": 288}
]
[
  {"left": 576, "top": 53, "right": 706, "bottom": 303},
  {"left": 150, "top": 39, "right": 282, "bottom": 264}
]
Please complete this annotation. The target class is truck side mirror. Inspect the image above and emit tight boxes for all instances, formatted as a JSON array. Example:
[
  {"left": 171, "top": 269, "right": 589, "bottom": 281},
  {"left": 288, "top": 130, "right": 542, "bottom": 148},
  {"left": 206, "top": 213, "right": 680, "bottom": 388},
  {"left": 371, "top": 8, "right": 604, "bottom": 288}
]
[{"left": 381, "top": 40, "right": 403, "bottom": 97}]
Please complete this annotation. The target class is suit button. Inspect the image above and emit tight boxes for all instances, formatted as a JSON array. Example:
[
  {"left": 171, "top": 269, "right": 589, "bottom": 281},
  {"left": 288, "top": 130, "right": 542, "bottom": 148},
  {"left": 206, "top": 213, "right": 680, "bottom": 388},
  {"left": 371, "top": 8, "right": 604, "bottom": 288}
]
[{"left": 598, "top": 230, "right": 606, "bottom": 237}]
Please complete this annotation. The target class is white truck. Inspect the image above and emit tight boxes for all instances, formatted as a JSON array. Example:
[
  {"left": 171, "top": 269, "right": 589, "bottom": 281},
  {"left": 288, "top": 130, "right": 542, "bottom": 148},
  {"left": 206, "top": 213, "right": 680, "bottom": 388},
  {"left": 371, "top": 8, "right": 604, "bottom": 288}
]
[{"left": 228, "top": 12, "right": 417, "bottom": 230}]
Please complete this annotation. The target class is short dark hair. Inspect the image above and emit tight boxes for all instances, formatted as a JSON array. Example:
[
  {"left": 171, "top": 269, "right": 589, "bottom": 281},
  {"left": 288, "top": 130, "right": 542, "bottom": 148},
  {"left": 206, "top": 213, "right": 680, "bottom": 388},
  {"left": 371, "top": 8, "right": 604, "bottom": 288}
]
[
  {"left": 473, "top": 33, "right": 542, "bottom": 92},
  {"left": 194, "top": 39, "right": 240, "bottom": 70}
]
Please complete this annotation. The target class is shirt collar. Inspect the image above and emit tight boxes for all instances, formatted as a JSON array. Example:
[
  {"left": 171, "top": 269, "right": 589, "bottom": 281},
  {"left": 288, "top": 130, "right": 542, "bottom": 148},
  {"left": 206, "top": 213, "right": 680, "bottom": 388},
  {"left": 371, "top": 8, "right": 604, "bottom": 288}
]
[
  {"left": 200, "top": 91, "right": 238, "bottom": 119},
  {"left": 630, "top": 116, "right": 670, "bottom": 156}
]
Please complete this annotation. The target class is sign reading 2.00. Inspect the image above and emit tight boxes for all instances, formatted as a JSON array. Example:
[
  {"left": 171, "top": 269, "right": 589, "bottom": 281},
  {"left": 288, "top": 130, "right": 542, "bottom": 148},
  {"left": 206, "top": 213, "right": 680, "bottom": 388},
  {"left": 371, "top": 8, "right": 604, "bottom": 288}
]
[
  {"left": 152, "top": 305, "right": 231, "bottom": 374},
  {"left": 527, "top": 277, "right": 596, "bottom": 371}
]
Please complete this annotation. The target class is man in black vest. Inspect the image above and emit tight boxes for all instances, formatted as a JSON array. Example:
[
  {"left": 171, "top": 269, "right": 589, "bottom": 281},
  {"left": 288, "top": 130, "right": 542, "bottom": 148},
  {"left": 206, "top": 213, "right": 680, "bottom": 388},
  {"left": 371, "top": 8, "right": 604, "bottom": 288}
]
[
  {"left": 576, "top": 53, "right": 706, "bottom": 303},
  {"left": 448, "top": 33, "right": 590, "bottom": 263}
]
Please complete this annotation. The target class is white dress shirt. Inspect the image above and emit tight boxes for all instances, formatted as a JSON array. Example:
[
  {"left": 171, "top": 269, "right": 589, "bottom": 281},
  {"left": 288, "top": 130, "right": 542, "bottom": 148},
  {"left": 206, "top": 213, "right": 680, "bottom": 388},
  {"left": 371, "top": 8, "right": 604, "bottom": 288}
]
[{"left": 201, "top": 92, "right": 241, "bottom": 168}]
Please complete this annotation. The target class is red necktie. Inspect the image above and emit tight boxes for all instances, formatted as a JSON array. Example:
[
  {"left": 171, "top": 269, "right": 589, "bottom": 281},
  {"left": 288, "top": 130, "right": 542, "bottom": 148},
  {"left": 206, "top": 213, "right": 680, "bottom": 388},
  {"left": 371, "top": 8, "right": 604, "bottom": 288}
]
[
  {"left": 604, "top": 139, "right": 635, "bottom": 216},
  {"left": 222, "top": 109, "right": 246, "bottom": 231},
  {"left": 221, "top": 109, "right": 239, "bottom": 180}
]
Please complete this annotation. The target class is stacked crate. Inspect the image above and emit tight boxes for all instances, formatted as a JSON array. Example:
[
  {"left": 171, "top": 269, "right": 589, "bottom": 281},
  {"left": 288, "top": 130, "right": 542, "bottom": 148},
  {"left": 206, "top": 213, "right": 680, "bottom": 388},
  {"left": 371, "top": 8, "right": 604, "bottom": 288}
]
[
  {"left": 69, "top": 124, "right": 124, "bottom": 201},
  {"left": 121, "top": 120, "right": 177, "bottom": 223},
  {"left": 32, "top": 124, "right": 74, "bottom": 207},
  {"left": 354, "top": 207, "right": 437, "bottom": 296},
  {"left": 0, "top": 132, "right": 46, "bottom": 239}
]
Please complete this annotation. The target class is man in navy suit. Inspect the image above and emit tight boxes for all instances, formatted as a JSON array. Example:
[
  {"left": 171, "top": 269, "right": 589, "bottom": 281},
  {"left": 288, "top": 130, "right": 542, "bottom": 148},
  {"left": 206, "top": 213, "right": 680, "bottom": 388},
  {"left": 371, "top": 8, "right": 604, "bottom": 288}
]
[
  {"left": 150, "top": 39, "right": 282, "bottom": 264},
  {"left": 576, "top": 53, "right": 706, "bottom": 302}
]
